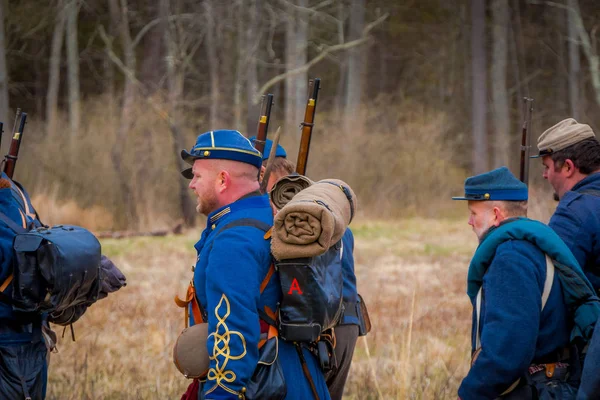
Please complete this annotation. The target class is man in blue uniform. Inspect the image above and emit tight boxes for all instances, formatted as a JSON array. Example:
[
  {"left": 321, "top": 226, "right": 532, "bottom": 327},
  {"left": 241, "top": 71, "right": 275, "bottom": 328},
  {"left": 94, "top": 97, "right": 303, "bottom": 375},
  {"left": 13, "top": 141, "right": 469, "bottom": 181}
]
[
  {"left": 533, "top": 118, "right": 600, "bottom": 292},
  {"left": 0, "top": 172, "right": 126, "bottom": 399},
  {"left": 181, "top": 130, "right": 330, "bottom": 400},
  {"left": 0, "top": 176, "right": 48, "bottom": 399},
  {"left": 253, "top": 137, "right": 361, "bottom": 400},
  {"left": 453, "top": 167, "right": 585, "bottom": 399}
]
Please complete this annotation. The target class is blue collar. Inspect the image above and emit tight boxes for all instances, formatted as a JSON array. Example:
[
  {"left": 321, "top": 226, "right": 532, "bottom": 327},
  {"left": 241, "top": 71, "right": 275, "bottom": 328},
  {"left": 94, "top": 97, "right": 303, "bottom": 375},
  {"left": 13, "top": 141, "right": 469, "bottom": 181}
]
[
  {"left": 571, "top": 171, "right": 600, "bottom": 192},
  {"left": 205, "top": 191, "right": 269, "bottom": 228}
]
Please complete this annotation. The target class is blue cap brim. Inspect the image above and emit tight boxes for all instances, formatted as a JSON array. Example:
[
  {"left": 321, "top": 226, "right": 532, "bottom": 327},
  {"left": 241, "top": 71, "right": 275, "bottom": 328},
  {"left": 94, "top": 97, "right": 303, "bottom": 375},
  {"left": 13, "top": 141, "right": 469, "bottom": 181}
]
[{"left": 452, "top": 196, "right": 471, "bottom": 201}]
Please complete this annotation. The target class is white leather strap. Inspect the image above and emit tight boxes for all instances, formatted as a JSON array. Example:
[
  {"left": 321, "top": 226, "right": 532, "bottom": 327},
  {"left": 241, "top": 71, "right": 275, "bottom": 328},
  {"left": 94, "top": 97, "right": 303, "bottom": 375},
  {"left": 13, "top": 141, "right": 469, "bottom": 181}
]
[
  {"left": 475, "top": 287, "right": 482, "bottom": 350},
  {"left": 542, "top": 255, "right": 555, "bottom": 310}
]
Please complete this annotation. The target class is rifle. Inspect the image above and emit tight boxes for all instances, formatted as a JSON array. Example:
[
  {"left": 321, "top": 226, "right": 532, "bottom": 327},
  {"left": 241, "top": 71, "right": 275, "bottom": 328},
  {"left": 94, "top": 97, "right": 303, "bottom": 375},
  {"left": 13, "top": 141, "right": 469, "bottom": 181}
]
[
  {"left": 519, "top": 98, "right": 534, "bottom": 185},
  {"left": 254, "top": 94, "right": 274, "bottom": 157},
  {"left": 260, "top": 126, "right": 282, "bottom": 194},
  {"left": 295, "top": 78, "right": 321, "bottom": 176},
  {"left": 3, "top": 110, "right": 27, "bottom": 179}
]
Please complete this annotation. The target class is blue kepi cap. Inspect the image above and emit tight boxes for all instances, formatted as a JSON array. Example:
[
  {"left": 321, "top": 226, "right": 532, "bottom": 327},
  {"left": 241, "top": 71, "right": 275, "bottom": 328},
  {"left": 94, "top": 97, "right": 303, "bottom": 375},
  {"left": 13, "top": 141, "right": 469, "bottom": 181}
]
[
  {"left": 181, "top": 130, "right": 262, "bottom": 178},
  {"left": 248, "top": 136, "right": 287, "bottom": 161},
  {"left": 452, "top": 166, "right": 528, "bottom": 201}
]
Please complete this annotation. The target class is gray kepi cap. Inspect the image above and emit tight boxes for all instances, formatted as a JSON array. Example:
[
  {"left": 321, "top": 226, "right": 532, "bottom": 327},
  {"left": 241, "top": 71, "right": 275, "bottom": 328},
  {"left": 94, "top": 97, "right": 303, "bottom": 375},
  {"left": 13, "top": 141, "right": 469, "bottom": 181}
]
[{"left": 532, "top": 118, "right": 596, "bottom": 158}]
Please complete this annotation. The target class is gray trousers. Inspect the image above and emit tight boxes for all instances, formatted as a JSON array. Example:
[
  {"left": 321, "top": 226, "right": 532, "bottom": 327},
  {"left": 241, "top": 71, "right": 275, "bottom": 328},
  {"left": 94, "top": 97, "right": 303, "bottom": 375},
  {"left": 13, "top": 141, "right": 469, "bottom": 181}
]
[{"left": 326, "top": 324, "right": 359, "bottom": 400}]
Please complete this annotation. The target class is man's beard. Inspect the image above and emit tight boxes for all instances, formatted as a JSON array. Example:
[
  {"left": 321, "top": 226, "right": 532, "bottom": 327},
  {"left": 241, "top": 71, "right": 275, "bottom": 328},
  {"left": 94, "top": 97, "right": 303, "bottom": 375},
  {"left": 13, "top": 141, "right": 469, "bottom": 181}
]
[{"left": 196, "top": 192, "right": 219, "bottom": 216}]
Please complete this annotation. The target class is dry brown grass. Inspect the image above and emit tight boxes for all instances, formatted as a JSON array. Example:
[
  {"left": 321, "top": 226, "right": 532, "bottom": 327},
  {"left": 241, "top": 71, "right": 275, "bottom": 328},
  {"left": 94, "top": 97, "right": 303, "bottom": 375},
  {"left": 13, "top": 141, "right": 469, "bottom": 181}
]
[
  {"left": 13, "top": 98, "right": 468, "bottom": 231},
  {"left": 45, "top": 218, "right": 476, "bottom": 400}
]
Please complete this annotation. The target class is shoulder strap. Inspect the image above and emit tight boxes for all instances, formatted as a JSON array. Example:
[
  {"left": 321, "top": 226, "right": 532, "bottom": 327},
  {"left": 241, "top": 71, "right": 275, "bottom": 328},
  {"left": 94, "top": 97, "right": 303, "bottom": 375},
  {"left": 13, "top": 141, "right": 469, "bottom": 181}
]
[
  {"left": 214, "top": 218, "right": 271, "bottom": 236},
  {"left": 0, "top": 211, "right": 27, "bottom": 234},
  {"left": 475, "top": 254, "right": 555, "bottom": 350},
  {"left": 542, "top": 255, "right": 555, "bottom": 310},
  {"left": 11, "top": 180, "right": 41, "bottom": 223}
]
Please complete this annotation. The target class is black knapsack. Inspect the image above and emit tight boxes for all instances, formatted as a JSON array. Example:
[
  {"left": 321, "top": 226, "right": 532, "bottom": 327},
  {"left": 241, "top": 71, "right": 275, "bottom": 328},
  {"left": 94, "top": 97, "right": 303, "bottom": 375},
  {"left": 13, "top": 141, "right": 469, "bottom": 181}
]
[
  {"left": 0, "top": 212, "right": 102, "bottom": 314},
  {"left": 214, "top": 218, "right": 344, "bottom": 343}
]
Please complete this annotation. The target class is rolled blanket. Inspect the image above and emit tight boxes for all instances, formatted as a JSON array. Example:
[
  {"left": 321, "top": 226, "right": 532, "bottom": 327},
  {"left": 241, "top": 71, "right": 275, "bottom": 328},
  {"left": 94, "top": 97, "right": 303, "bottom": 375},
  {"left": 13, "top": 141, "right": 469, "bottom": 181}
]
[
  {"left": 270, "top": 174, "right": 314, "bottom": 210},
  {"left": 271, "top": 179, "right": 357, "bottom": 260}
]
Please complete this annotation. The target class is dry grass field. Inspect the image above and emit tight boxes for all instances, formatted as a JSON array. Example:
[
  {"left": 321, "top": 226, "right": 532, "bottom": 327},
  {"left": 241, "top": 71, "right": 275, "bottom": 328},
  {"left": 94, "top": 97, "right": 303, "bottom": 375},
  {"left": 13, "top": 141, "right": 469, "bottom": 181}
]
[{"left": 44, "top": 217, "right": 482, "bottom": 400}]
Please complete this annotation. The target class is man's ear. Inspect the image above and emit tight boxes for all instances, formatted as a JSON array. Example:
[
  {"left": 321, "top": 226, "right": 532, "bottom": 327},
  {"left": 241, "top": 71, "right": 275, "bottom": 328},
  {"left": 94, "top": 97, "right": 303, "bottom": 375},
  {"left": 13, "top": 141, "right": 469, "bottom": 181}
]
[
  {"left": 216, "top": 170, "right": 231, "bottom": 193},
  {"left": 492, "top": 206, "right": 504, "bottom": 226},
  {"left": 259, "top": 165, "right": 266, "bottom": 183},
  {"left": 563, "top": 159, "right": 576, "bottom": 177}
]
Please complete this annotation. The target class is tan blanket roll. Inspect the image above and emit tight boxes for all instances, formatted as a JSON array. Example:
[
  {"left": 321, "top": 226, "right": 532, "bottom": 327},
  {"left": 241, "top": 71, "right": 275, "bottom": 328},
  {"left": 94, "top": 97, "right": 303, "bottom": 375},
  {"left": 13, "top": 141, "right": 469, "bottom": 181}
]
[
  {"left": 271, "top": 179, "right": 357, "bottom": 260},
  {"left": 269, "top": 174, "right": 314, "bottom": 210}
]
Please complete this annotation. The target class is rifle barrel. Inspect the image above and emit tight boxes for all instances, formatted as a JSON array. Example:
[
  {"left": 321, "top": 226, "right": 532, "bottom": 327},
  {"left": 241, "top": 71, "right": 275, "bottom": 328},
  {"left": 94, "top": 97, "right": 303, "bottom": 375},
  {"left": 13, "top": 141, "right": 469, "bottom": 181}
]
[
  {"left": 519, "top": 98, "right": 534, "bottom": 186},
  {"left": 254, "top": 94, "right": 274, "bottom": 156},
  {"left": 3, "top": 112, "right": 27, "bottom": 179},
  {"left": 296, "top": 78, "right": 321, "bottom": 176}
]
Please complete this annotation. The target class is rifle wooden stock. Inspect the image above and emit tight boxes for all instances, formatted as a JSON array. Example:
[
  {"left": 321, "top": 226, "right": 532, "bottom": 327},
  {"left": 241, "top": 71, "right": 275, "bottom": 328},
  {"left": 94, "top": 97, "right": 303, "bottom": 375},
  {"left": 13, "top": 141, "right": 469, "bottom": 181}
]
[
  {"left": 255, "top": 94, "right": 274, "bottom": 156},
  {"left": 3, "top": 112, "right": 27, "bottom": 179},
  {"left": 296, "top": 78, "right": 320, "bottom": 176},
  {"left": 519, "top": 98, "right": 534, "bottom": 185}
]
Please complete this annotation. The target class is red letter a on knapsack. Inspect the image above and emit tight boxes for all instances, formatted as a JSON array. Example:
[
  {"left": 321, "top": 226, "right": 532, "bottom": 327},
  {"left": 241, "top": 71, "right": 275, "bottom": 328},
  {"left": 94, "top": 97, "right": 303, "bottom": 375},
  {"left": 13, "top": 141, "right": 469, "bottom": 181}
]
[{"left": 288, "top": 278, "right": 303, "bottom": 295}]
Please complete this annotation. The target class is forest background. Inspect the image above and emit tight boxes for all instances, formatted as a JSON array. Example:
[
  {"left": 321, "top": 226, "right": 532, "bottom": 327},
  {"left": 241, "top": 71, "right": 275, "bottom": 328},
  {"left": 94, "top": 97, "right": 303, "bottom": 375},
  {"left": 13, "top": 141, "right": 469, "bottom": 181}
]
[
  {"left": 0, "top": 1, "right": 597, "bottom": 398},
  {"left": 1, "top": 0, "right": 597, "bottom": 230}
]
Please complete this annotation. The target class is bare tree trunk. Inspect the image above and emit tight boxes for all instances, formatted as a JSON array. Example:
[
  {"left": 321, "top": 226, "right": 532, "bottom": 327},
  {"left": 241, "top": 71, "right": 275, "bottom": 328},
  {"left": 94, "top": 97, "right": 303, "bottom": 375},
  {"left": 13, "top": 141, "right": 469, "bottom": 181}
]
[
  {"left": 245, "top": 0, "right": 259, "bottom": 136},
  {"left": 105, "top": 0, "right": 120, "bottom": 114},
  {"left": 471, "top": 0, "right": 487, "bottom": 174},
  {"left": 492, "top": 0, "right": 509, "bottom": 168},
  {"left": 343, "top": 0, "right": 365, "bottom": 134},
  {"left": 555, "top": 6, "right": 568, "bottom": 115},
  {"left": 0, "top": 1, "right": 10, "bottom": 129},
  {"left": 284, "top": 5, "right": 297, "bottom": 135},
  {"left": 233, "top": 0, "right": 245, "bottom": 131},
  {"left": 66, "top": 0, "right": 80, "bottom": 138},
  {"left": 34, "top": 42, "right": 45, "bottom": 118},
  {"left": 567, "top": 0, "right": 580, "bottom": 119},
  {"left": 204, "top": 0, "right": 220, "bottom": 128},
  {"left": 335, "top": 1, "right": 346, "bottom": 121},
  {"left": 139, "top": 4, "right": 164, "bottom": 94},
  {"left": 47, "top": 0, "right": 66, "bottom": 136},
  {"left": 162, "top": 0, "right": 196, "bottom": 227},
  {"left": 294, "top": 0, "right": 308, "bottom": 128},
  {"left": 111, "top": 0, "right": 138, "bottom": 227}
]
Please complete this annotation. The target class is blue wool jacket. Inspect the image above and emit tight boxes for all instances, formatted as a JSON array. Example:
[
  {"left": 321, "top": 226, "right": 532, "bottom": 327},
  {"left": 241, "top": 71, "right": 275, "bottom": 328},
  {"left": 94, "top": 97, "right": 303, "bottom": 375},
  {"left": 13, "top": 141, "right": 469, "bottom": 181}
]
[
  {"left": 549, "top": 172, "right": 600, "bottom": 291},
  {"left": 459, "top": 222, "right": 572, "bottom": 399},
  {"left": 578, "top": 320, "right": 600, "bottom": 399},
  {"left": 0, "top": 181, "right": 42, "bottom": 344},
  {"left": 191, "top": 192, "right": 330, "bottom": 400},
  {"left": 340, "top": 229, "right": 359, "bottom": 325}
]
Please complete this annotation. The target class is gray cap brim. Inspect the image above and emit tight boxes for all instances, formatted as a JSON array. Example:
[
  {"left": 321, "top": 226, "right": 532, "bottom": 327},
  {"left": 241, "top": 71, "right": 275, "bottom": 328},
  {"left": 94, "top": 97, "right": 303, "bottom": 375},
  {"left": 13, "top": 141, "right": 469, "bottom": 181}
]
[
  {"left": 181, "top": 168, "right": 193, "bottom": 179},
  {"left": 181, "top": 149, "right": 197, "bottom": 165}
]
